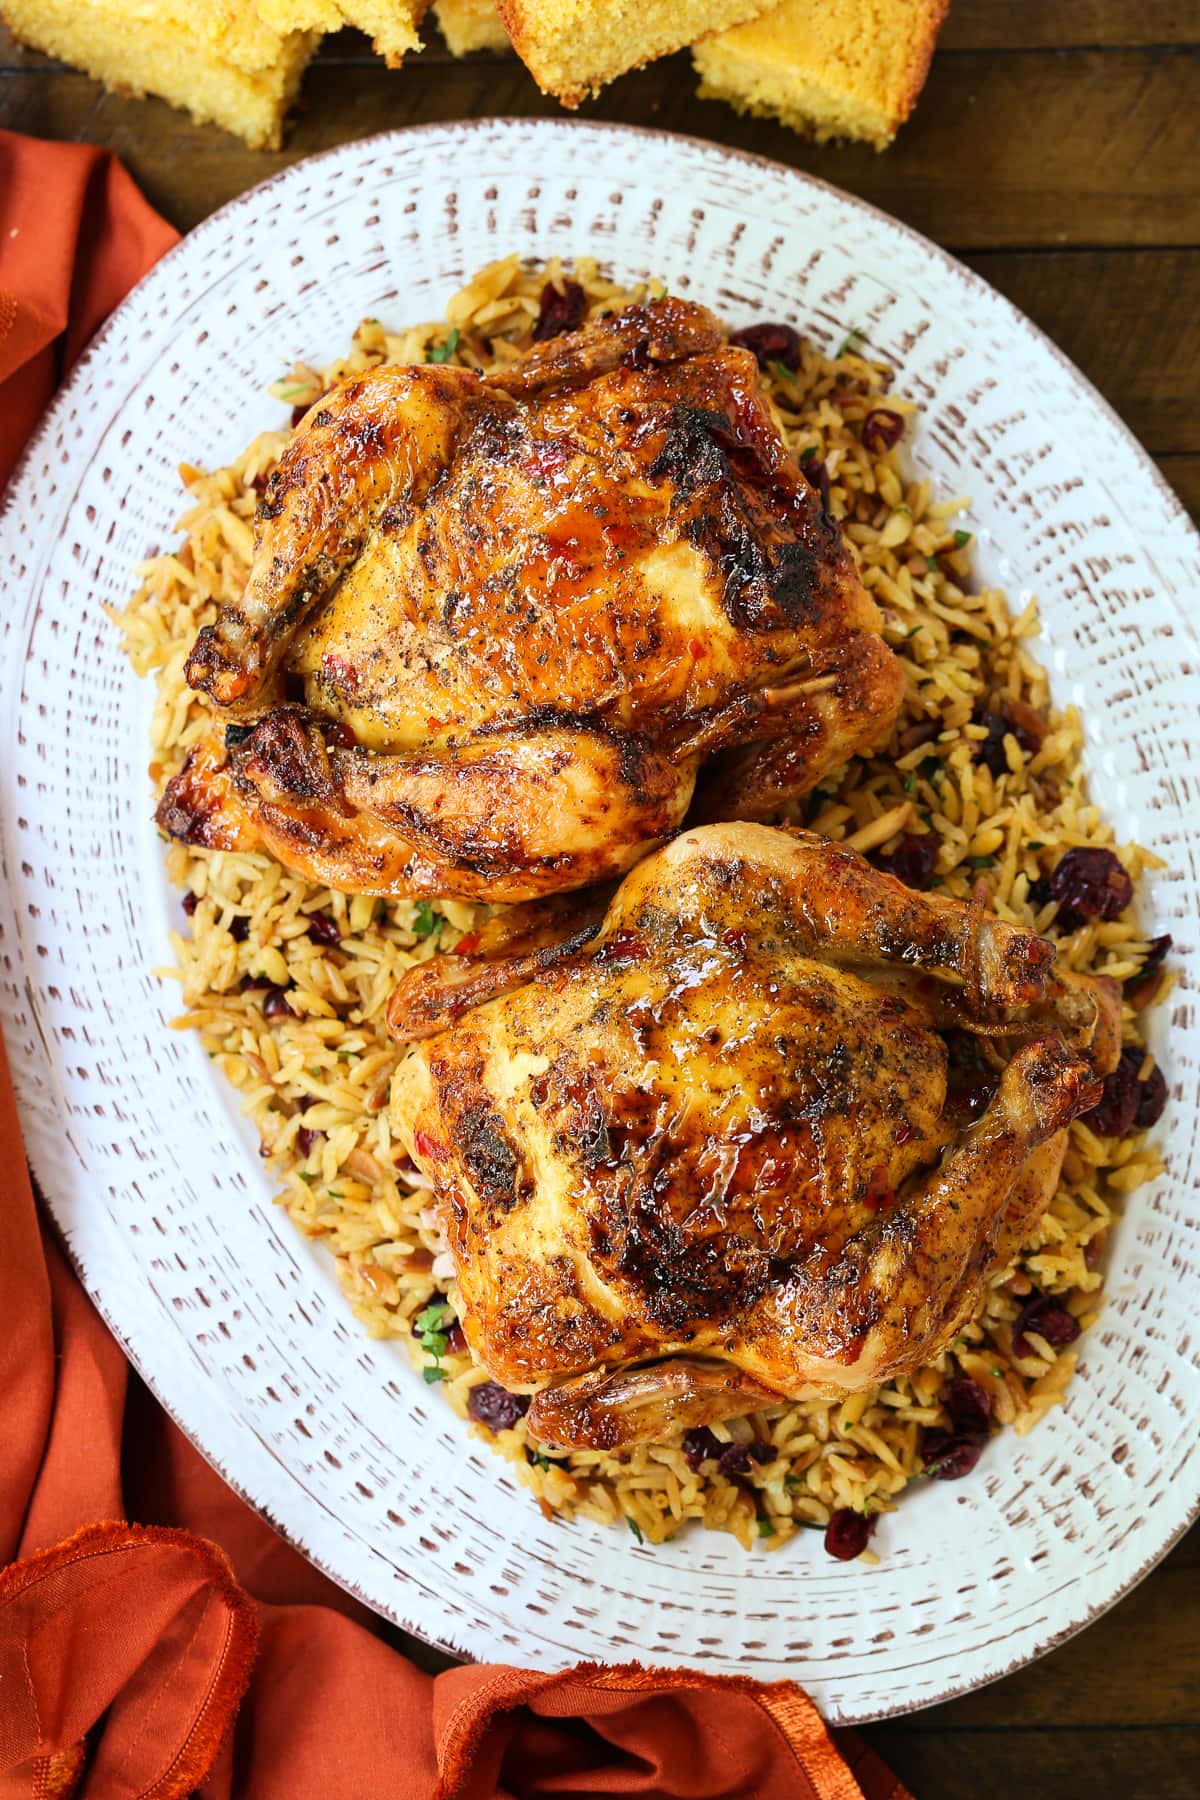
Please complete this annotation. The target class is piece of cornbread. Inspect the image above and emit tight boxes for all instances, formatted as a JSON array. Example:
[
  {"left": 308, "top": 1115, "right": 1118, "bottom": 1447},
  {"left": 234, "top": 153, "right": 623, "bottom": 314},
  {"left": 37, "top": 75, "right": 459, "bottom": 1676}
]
[
  {"left": 434, "top": 0, "right": 509, "bottom": 54},
  {"left": 496, "top": 0, "right": 773, "bottom": 105},
  {"left": 431, "top": 0, "right": 507, "bottom": 53},
  {"left": 2, "top": 0, "right": 316, "bottom": 146},
  {"left": 693, "top": 0, "right": 949, "bottom": 148},
  {"left": 256, "top": 0, "right": 427, "bottom": 64}
]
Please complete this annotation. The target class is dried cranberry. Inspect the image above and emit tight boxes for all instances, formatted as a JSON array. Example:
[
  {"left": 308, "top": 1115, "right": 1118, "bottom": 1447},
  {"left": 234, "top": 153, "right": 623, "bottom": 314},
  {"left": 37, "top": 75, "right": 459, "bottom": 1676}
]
[
  {"left": 716, "top": 1442, "right": 750, "bottom": 1475},
  {"left": 970, "top": 710, "right": 1022, "bottom": 778},
  {"left": 1013, "top": 1292, "right": 1081, "bottom": 1358},
  {"left": 861, "top": 409, "right": 905, "bottom": 454},
  {"left": 290, "top": 403, "right": 309, "bottom": 429},
  {"left": 1049, "top": 847, "right": 1132, "bottom": 922},
  {"left": 305, "top": 912, "right": 341, "bottom": 946},
  {"left": 229, "top": 916, "right": 250, "bottom": 942},
  {"left": 922, "top": 1430, "right": 984, "bottom": 1480},
  {"left": 944, "top": 1376, "right": 992, "bottom": 1438},
  {"left": 682, "top": 1426, "right": 722, "bottom": 1473},
  {"left": 467, "top": 1381, "right": 531, "bottom": 1433},
  {"left": 824, "top": 1507, "right": 877, "bottom": 1560},
  {"left": 802, "top": 456, "right": 831, "bottom": 513},
  {"left": 943, "top": 1030, "right": 998, "bottom": 1122},
  {"left": 1084, "top": 1047, "right": 1142, "bottom": 1137},
  {"left": 263, "top": 987, "right": 297, "bottom": 1021},
  {"left": 748, "top": 1440, "right": 776, "bottom": 1464},
  {"left": 296, "top": 1126, "right": 324, "bottom": 1157},
  {"left": 1026, "top": 876, "right": 1055, "bottom": 911},
  {"left": 1127, "top": 934, "right": 1172, "bottom": 993},
  {"left": 729, "top": 322, "right": 802, "bottom": 372},
  {"left": 872, "top": 832, "right": 938, "bottom": 890},
  {"left": 1133, "top": 1060, "right": 1167, "bottom": 1129},
  {"left": 445, "top": 1324, "right": 468, "bottom": 1355},
  {"left": 531, "top": 278, "right": 587, "bottom": 342},
  {"left": 181, "top": 891, "right": 198, "bottom": 916}
]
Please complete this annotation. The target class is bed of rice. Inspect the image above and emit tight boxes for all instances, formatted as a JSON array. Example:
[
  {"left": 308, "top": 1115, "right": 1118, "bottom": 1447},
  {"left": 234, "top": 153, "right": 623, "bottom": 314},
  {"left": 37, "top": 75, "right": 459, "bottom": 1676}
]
[{"left": 112, "top": 255, "right": 1167, "bottom": 1556}]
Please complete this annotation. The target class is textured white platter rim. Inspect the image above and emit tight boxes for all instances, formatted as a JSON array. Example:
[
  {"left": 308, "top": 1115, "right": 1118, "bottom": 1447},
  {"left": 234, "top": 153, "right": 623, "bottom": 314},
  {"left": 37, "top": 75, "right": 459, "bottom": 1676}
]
[{"left": 1, "top": 120, "right": 1198, "bottom": 1722}]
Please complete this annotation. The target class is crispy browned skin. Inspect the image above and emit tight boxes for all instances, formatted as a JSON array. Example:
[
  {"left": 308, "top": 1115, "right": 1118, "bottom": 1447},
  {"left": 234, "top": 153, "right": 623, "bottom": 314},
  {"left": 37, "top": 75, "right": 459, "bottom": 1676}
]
[
  {"left": 158, "top": 298, "right": 904, "bottom": 901},
  {"left": 388, "top": 823, "right": 1118, "bottom": 1451}
]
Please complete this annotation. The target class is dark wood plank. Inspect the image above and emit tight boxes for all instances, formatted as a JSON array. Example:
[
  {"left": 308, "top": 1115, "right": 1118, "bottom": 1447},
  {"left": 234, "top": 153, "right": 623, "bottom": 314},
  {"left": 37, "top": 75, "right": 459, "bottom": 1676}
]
[
  {"left": 961, "top": 251, "right": 1200, "bottom": 453},
  {"left": 2, "top": 42, "right": 1198, "bottom": 250},
  {"left": 898, "top": 1553, "right": 1200, "bottom": 1729},
  {"left": 941, "top": 0, "right": 1200, "bottom": 50},
  {"left": 861, "top": 1727, "right": 1200, "bottom": 1800},
  {"left": 6, "top": 0, "right": 1192, "bottom": 64},
  {"left": 1157, "top": 454, "right": 1200, "bottom": 524}
]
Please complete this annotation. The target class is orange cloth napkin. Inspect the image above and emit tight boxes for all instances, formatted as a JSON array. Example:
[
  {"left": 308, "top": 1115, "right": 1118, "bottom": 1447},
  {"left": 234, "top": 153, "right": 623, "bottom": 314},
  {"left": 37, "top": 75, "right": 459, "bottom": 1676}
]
[{"left": 0, "top": 131, "right": 911, "bottom": 1800}]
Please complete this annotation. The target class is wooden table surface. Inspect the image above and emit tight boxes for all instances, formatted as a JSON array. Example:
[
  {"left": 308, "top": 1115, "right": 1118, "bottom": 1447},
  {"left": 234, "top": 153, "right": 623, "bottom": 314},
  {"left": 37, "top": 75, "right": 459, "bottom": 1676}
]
[{"left": 3, "top": 4, "right": 1198, "bottom": 1794}]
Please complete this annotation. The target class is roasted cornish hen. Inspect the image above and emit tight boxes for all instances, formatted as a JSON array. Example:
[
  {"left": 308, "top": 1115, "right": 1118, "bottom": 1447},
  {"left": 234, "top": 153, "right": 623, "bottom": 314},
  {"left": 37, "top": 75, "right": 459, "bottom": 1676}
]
[
  {"left": 159, "top": 298, "right": 904, "bottom": 901},
  {"left": 386, "top": 824, "right": 1120, "bottom": 1451}
]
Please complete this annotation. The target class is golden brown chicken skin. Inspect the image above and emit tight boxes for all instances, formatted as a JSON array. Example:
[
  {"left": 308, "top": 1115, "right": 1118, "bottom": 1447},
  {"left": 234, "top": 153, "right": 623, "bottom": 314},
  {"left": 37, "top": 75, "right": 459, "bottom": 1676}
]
[
  {"left": 158, "top": 299, "right": 904, "bottom": 902},
  {"left": 387, "top": 824, "right": 1120, "bottom": 1452}
]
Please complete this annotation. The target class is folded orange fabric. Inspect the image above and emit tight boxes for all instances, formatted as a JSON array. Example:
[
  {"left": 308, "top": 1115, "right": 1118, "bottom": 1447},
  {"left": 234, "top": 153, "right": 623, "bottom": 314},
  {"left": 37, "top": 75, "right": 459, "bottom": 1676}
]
[
  {"left": 0, "top": 132, "right": 910, "bottom": 1800},
  {"left": 0, "top": 128, "right": 178, "bottom": 488}
]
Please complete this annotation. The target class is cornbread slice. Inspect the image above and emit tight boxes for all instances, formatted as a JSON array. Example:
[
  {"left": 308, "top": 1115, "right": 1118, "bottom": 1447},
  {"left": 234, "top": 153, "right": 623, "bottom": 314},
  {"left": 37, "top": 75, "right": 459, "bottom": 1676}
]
[
  {"left": 496, "top": 0, "right": 774, "bottom": 106},
  {"left": 256, "top": 0, "right": 428, "bottom": 64},
  {"left": 694, "top": 0, "right": 949, "bottom": 149},
  {"left": 2, "top": 0, "right": 316, "bottom": 146},
  {"left": 435, "top": 0, "right": 508, "bottom": 54}
]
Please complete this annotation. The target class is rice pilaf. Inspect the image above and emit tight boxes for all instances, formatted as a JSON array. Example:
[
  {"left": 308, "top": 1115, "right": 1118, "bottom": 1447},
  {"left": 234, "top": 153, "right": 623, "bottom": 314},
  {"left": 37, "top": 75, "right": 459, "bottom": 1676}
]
[{"left": 112, "top": 255, "right": 1167, "bottom": 1556}]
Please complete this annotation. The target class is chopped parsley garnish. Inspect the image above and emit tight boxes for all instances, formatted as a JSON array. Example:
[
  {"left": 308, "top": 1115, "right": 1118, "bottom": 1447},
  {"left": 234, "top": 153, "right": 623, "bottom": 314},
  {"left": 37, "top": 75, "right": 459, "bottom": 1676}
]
[
  {"left": 1027, "top": 840, "right": 1045, "bottom": 851},
  {"left": 926, "top": 555, "right": 939, "bottom": 572},
  {"left": 954, "top": 528, "right": 972, "bottom": 548},
  {"left": 800, "top": 444, "right": 819, "bottom": 463},
  {"left": 529, "top": 1452, "right": 556, "bottom": 1470},
  {"left": 426, "top": 328, "right": 460, "bottom": 364},
  {"left": 836, "top": 325, "right": 864, "bottom": 357},
  {"left": 902, "top": 770, "right": 918, "bottom": 795},
  {"left": 627, "top": 1516, "right": 644, "bottom": 1544},
  {"left": 757, "top": 1518, "right": 775, "bottom": 1538},
  {"left": 966, "top": 854, "right": 996, "bottom": 869},
  {"left": 415, "top": 1300, "right": 453, "bottom": 1373},
  {"left": 769, "top": 359, "right": 795, "bottom": 386},
  {"left": 411, "top": 901, "right": 439, "bottom": 938},
  {"left": 783, "top": 1474, "right": 802, "bottom": 1493}
]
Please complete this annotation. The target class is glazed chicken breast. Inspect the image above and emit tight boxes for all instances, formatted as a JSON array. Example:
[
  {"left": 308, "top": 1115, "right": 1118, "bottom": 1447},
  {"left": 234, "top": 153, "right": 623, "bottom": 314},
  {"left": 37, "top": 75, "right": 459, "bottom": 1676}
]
[
  {"left": 387, "top": 824, "right": 1120, "bottom": 1452},
  {"left": 158, "top": 298, "right": 904, "bottom": 902}
]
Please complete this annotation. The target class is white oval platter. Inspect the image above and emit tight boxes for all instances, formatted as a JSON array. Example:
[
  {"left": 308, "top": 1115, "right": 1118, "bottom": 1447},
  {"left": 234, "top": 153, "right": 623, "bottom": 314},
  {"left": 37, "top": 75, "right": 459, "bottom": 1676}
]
[{"left": 1, "top": 119, "right": 1198, "bottom": 1721}]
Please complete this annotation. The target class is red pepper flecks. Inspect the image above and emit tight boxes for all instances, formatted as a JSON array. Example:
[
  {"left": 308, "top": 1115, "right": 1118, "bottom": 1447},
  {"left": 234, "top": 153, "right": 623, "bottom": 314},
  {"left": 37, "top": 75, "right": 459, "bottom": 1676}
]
[
  {"left": 862, "top": 1164, "right": 895, "bottom": 1212},
  {"left": 593, "top": 930, "right": 647, "bottom": 966},
  {"left": 413, "top": 1129, "right": 448, "bottom": 1164}
]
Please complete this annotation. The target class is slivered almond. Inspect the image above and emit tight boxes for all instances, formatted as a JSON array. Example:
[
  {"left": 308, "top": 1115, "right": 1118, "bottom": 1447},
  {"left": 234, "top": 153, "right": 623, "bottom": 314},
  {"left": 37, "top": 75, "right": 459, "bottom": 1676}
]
[
  {"left": 345, "top": 1147, "right": 383, "bottom": 1182},
  {"left": 846, "top": 802, "right": 913, "bottom": 854}
]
